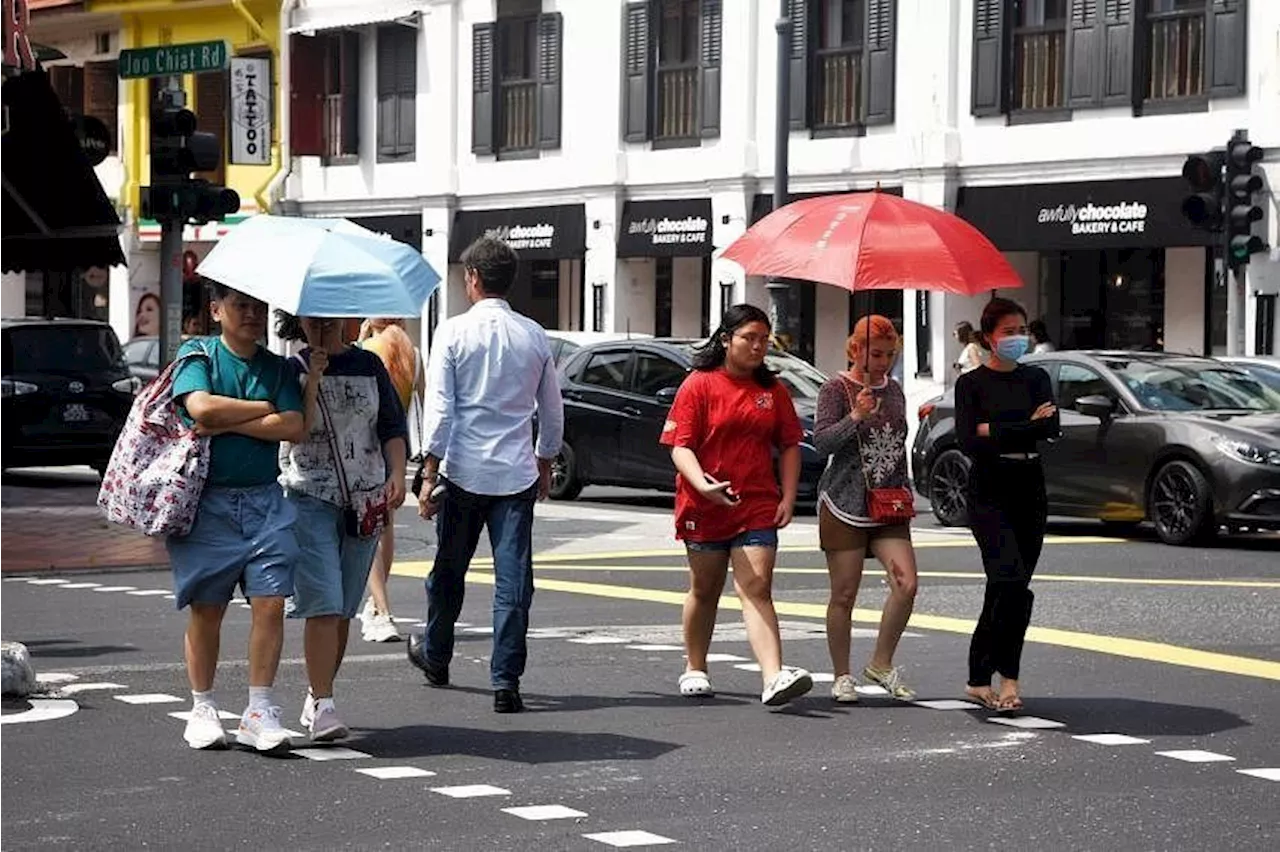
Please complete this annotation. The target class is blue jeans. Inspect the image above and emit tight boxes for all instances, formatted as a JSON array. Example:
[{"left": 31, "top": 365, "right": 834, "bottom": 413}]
[{"left": 424, "top": 480, "right": 536, "bottom": 691}]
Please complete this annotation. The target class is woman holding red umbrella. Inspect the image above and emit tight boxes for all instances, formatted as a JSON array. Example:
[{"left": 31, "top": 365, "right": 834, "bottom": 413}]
[{"left": 660, "top": 304, "right": 814, "bottom": 708}]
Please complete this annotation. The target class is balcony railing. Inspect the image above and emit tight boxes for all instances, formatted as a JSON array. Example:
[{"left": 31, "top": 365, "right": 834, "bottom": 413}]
[
  {"left": 499, "top": 78, "right": 537, "bottom": 153},
  {"left": 655, "top": 64, "right": 699, "bottom": 141},
  {"left": 1012, "top": 28, "right": 1065, "bottom": 110},
  {"left": 1147, "top": 12, "right": 1204, "bottom": 100},
  {"left": 323, "top": 93, "right": 354, "bottom": 159},
  {"left": 813, "top": 47, "right": 862, "bottom": 130}
]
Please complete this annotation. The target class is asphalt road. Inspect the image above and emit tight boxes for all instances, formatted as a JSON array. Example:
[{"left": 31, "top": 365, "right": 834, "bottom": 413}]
[{"left": 2, "top": 483, "right": 1278, "bottom": 851}]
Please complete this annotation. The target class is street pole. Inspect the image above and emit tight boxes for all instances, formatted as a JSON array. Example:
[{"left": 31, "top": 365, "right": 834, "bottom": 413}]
[
  {"left": 766, "top": 3, "right": 793, "bottom": 350},
  {"left": 157, "top": 77, "right": 185, "bottom": 367}
]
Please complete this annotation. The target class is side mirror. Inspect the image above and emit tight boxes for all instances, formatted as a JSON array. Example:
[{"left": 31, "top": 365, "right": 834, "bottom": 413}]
[
  {"left": 1075, "top": 394, "right": 1115, "bottom": 420},
  {"left": 655, "top": 387, "right": 679, "bottom": 405}
]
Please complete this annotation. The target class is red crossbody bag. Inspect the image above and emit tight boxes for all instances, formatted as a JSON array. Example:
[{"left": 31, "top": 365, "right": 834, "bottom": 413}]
[{"left": 842, "top": 377, "right": 915, "bottom": 525}]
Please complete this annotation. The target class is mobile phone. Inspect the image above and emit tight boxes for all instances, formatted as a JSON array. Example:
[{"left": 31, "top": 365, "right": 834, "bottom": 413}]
[{"left": 704, "top": 473, "right": 740, "bottom": 503}]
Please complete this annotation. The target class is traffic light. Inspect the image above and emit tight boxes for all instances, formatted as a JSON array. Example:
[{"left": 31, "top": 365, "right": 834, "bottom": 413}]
[
  {"left": 144, "top": 105, "right": 239, "bottom": 224},
  {"left": 1225, "top": 136, "right": 1265, "bottom": 269},
  {"left": 1180, "top": 151, "right": 1224, "bottom": 230}
]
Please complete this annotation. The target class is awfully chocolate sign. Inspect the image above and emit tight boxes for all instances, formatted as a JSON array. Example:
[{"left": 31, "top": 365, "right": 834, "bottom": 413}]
[
  {"left": 618, "top": 198, "right": 713, "bottom": 257},
  {"left": 449, "top": 204, "right": 585, "bottom": 262},
  {"left": 957, "top": 177, "right": 1215, "bottom": 251}
]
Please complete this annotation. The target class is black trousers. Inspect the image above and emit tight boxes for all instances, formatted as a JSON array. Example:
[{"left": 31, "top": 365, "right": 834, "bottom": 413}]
[{"left": 966, "top": 459, "right": 1048, "bottom": 686}]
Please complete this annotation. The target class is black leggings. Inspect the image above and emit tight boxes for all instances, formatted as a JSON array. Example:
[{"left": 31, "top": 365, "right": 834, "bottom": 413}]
[{"left": 966, "top": 459, "right": 1048, "bottom": 686}]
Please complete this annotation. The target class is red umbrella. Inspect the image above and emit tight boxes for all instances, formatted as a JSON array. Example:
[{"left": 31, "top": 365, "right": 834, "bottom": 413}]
[{"left": 721, "top": 191, "right": 1022, "bottom": 296}]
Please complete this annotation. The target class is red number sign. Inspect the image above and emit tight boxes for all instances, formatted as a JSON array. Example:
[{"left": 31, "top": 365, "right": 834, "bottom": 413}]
[{"left": 1, "top": 0, "right": 36, "bottom": 72}]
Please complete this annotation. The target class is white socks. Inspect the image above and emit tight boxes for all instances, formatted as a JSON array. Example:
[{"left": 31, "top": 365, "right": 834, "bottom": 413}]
[{"left": 247, "top": 686, "right": 274, "bottom": 711}]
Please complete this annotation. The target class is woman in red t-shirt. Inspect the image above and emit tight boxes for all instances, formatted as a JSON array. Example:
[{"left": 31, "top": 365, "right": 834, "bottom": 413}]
[{"left": 659, "top": 304, "right": 813, "bottom": 707}]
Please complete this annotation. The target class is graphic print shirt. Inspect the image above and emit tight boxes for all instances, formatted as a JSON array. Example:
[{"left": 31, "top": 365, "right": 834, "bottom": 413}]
[{"left": 279, "top": 347, "right": 408, "bottom": 507}]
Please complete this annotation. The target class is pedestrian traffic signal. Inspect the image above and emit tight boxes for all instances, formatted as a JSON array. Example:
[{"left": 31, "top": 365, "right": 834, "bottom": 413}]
[
  {"left": 1180, "top": 151, "right": 1224, "bottom": 230},
  {"left": 1225, "top": 136, "right": 1265, "bottom": 269},
  {"left": 144, "top": 105, "right": 238, "bottom": 224}
]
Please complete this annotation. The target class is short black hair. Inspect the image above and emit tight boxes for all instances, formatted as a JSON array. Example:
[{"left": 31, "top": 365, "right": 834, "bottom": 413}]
[
  {"left": 979, "top": 297, "right": 1028, "bottom": 346},
  {"left": 460, "top": 237, "right": 519, "bottom": 297},
  {"left": 203, "top": 277, "right": 232, "bottom": 301},
  {"left": 274, "top": 310, "right": 305, "bottom": 342}
]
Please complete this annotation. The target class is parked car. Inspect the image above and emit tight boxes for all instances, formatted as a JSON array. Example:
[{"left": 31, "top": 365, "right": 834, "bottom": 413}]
[
  {"left": 1219, "top": 356, "right": 1280, "bottom": 393},
  {"left": 545, "top": 330, "right": 651, "bottom": 366},
  {"left": 550, "top": 337, "right": 829, "bottom": 501},
  {"left": 122, "top": 334, "right": 160, "bottom": 383},
  {"left": 2, "top": 318, "right": 141, "bottom": 476},
  {"left": 911, "top": 351, "right": 1280, "bottom": 545}
]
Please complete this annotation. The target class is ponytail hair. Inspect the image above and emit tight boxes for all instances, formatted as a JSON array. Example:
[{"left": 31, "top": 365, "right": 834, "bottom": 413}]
[{"left": 692, "top": 303, "right": 776, "bottom": 387}]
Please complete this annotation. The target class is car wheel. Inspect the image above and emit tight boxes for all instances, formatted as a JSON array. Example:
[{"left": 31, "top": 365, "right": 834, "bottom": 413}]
[
  {"left": 928, "top": 448, "right": 971, "bottom": 528},
  {"left": 1148, "top": 460, "right": 1215, "bottom": 546},
  {"left": 549, "top": 443, "right": 583, "bottom": 501}
]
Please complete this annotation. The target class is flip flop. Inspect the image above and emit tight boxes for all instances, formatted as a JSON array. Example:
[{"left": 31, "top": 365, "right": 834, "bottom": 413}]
[
  {"left": 996, "top": 694, "right": 1024, "bottom": 713},
  {"left": 964, "top": 687, "right": 999, "bottom": 710}
]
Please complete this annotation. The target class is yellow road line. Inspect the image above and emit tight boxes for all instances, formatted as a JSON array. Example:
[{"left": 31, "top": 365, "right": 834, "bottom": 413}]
[{"left": 390, "top": 564, "right": 1280, "bottom": 682}]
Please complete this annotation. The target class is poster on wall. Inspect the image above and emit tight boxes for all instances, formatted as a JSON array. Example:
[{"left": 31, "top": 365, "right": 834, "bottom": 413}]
[
  {"left": 229, "top": 56, "right": 271, "bottom": 165},
  {"left": 129, "top": 248, "right": 212, "bottom": 342}
]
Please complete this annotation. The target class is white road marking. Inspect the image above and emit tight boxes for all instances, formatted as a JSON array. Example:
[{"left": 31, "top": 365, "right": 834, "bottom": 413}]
[
  {"left": 114, "top": 693, "right": 183, "bottom": 705},
  {"left": 294, "top": 747, "right": 373, "bottom": 761},
  {"left": 58, "top": 582, "right": 101, "bottom": 589},
  {"left": 35, "top": 673, "right": 79, "bottom": 684},
  {"left": 169, "top": 709, "right": 241, "bottom": 722},
  {"left": 391, "top": 617, "right": 422, "bottom": 624},
  {"left": 987, "top": 716, "right": 1066, "bottom": 730},
  {"left": 26, "top": 578, "right": 70, "bottom": 585},
  {"left": 126, "top": 589, "right": 172, "bottom": 596},
  {"left": 0, "top": 698, "right": 79, "bottom": 725},
  {"left": 733, "top": 663, "right": 762, "bottom": 672},
  {"left": 356, "top": 766, "right": 437, "bottom": 780},
  {"left": 568, "top": 636, "right": 629, "bottom": 645},
  {"left": 627, "top": 644, "right": 685, "bottom": 652},
  {"left": 1155, "top": 750, "right": 1235, "bottom": 763},
  {"left": 529, "top": 630, "right": 578, "bottom": 639},
  {"left": 1237, "top": 768, "right": 1280, "bottom": 781},
  {"left": 809, "top": 673, "right": 836, "bottom": 683},
  {"left": 855, "top": 685, "right": 890, "bottom": 696},
  {"left": 430, "top": 784, "right": 512, "bottom": 798},
  {"left": 61, "top": 682, "right": 127, "bottom": 695},
  {"left": 583, "top": 830, "right": 678, "bottom": 847},
  {"left": 462, "top": 627, "right": 494, "bottom": 634},
  {"left": 502, "top": 805, "right": 588, "bottom": 821},
  {"left": 1072, "top": 733, "right": 1151, "bottom": 746},
  {"left": 92, "top": 586, "right": 137, "bottom": 593},
  {"left": 914, "top": 699, "right": 979, "bottom": 711},
  {"left": 703, "top": 653, "right": 747, "bottom": 663},
  {"left": 164, "top": 594, "right": 175, "bottom": 599}
]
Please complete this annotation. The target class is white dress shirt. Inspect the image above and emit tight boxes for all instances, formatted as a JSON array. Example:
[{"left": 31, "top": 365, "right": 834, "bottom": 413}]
[{"left": 422, "top": 298, "right": 565, "bottom": 496}]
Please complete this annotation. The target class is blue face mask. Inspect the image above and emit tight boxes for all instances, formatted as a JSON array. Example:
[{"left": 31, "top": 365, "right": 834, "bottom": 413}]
[{"left": 995, "top": 335, "right": 1030, "bottom": 362}]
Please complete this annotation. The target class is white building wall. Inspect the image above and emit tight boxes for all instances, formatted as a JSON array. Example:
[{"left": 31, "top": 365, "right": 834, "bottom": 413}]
[
  {"left": 670, "top": 257, "right": 705, "bottom": 338},
  {"left": 1164, "top": 247, "right": 1208, "bottom": 355}
]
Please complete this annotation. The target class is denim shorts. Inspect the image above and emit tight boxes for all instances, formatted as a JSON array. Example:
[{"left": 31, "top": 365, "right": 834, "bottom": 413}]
[
  {"left": 684, "top": 528, "right": 779, "bottom": 553},
  {"left": 166, "top": 484, "right": 299, "bottom": 609},
  {"left": 285, "top": 492, "right": 381, "bottom": 620}
]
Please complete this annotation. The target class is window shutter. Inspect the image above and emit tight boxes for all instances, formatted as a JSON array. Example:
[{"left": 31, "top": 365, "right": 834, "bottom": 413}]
[
  {"left": 622, "top": 1, "right": 651, "bottom": 143},
  {"left": 698, "top": 0, "right": 722, "bottom": 138},
  {"left": 1098, "top": 0, "right": 1135, "bottom": 106},
  {"left": 83, "top": 61, "right": 118, "bottom": 152},
  {"left": 48, "top": 65, "right": 84, "bottom": 113},
  {"left": 1206, "top": 0, "right": 1246, "bottom": 97},
  {"left": 1066, "top": 0, "right": 1101, "bottom": 108},
  {"left": 289, "top": 34, "right": 325, "bottom": 157},
  {"left": 340, "top": 31, "right": 361, "bottom": 156},
  {"left": 787, "top": 0, "right": 807, "bottom": 130},
  {"left": 536, "top": 12, "right": 563, "bottom": 150},
  {"left": 376, "top": 27, "right": 396, "bottom": 157},
  {"left": 971, "top": 0, "right": 1006, "bottom": 116},
  {"left": 472, "top": 23, "right": 495, "bottom": 155},
  {"left": 860, "top": 0, "right": 897, "bottom": 126},
  {"left": 396, "top": 27, "right": 417, "bottom": 155},
  {"left": 195, "top": 69, "right": 227, "bottom": 183}
]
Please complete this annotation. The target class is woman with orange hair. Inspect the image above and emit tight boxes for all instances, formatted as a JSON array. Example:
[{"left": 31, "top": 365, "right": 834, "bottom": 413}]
[
  {"left": 812, "top": 315, "right": 919, "bottom": 704},
  {"left": 357, "top": 318, "right": 425, "bottom": 642}
]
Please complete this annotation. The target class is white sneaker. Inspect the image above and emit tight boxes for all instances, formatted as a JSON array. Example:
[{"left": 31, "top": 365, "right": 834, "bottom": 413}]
[
  {"left": 309, "top": 700, "right": 349, "bottom": 742},
  {"left": 236, "top": 705, "right": 292, "bottom": 753},
  {"left": 357, "top": 597, "right": 376, "bottom": 626},
  {"left": 363, "top": 612, "right": 402, "bottom": 643},
  {"left": 762, "top": 668, "right": 814, "bottom": 706},
  {"left": 183, "top": 703, "right": 228, "bottom": 750},
  {"left": 299, "top": 692, "right": 316, "bottom": 729},
  {"left": 831, "top": 674, "right": 859, "bottom": 704}
]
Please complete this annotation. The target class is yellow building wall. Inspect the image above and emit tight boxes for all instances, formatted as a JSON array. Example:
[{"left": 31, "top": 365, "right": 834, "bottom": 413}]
[{"left": 91, "top": 0, "right": 282, "bottom": 221}]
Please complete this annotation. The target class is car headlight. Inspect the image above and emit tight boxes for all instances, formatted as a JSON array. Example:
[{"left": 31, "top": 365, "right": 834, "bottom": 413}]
[
  {"left": 112, "top": 377, "right": 143, "bottom": 395},
  {"left": 1, "top": 379, "right": 38, "bottom": 398},
  {"left": 1213, "top": 437, "right": 1280, "bottom": 467}
]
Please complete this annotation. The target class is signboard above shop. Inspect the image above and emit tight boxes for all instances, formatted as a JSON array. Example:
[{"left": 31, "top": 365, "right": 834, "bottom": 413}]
[
  {"left": 956, "top": 177, "right": 1216, "bottom": 252},
  {"left": 617, "top": 198, "right": 713, "bottom": 258},
  {"left": 449, "top": 204, "right": 585, "bottom": 262}
]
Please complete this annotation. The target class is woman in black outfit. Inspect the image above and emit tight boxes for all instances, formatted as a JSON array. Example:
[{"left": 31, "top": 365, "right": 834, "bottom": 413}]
[{"left": 955, "top": 298, "right": 1060, "bottom": 712}]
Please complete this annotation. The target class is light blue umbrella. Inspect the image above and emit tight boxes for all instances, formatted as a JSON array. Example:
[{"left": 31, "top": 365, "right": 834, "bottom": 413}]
[{"left": 195, "top": 215, "right": 440, "bottom": 317}]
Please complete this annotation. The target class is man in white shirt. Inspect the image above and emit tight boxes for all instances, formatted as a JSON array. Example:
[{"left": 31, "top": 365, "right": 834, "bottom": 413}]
[{"left": 410, "top": 237, "right": 565, "bottom": 713}]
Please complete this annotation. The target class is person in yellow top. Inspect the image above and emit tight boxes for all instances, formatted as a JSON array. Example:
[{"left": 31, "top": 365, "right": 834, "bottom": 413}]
[{"left": 357, "top": 318, "right": 426, "bottom": 642}]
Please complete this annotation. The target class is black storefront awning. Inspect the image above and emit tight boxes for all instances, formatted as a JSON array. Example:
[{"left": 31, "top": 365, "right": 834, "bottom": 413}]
[
  {"left": 2, "top": 70, "right": 125, "bottom": 273},
  {"left": 956, "top": 177, "right": 1216, "bottom": 252},
  {"left": 617, "top": 198, "right": 713, "bottom": 258},
  {"left": 751, "top": 186, "right": 904, "bottom": 224},
  {"left": 449, "top": 204, "right": 586, "bottom": 263}
]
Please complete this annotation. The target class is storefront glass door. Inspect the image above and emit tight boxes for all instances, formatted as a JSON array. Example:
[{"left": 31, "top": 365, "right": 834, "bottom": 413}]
[
  {"left": 1058, "top": 249, "right": 1166, "bottom": 351},
  {"left": 508, "top": 259, "right": 561, "bottom": 329}
]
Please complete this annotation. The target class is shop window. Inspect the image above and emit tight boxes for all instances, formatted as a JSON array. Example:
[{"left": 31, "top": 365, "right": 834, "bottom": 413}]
[
  {"left": 472, "top": 3, "right": 562, "bottom": 157},
  {"left": 633, "top": 351, "right": 687, "bottom": 396},
  {"left": 377, "top": 25, "right": 417, "bottom": 161},
  {"left": 655, "top": 257, "right": 673, "bottom": 338},
  {"left": 785, "top": 0, "right": 896, "bottom": 134},
  {"left": 321, "top": 31, "right": 361, "bottom": 161},
  {"left": 1012, "top": 0, "right": 1067, "bottom": 111},
  {"left": 622, "top": 0, "right": 721, "bottom": 147},
  {"left": 48, "top": 61, "right": 119, "bottom": 153},
  {"left": 581, "top": 349, "right": 632, "bottom": 391}
]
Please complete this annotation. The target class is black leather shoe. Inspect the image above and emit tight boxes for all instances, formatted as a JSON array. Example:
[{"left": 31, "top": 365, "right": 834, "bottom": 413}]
[
  {"left": 407, "top": 634, "right": 449, "bottom": 687},
  {"left": 494, "top": 689, "right": 524, "bottom": 714}
]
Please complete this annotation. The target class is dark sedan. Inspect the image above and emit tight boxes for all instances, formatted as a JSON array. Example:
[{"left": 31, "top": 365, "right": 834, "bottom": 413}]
[
  {"left": 912, "top": 351, "right": 1280, "bottom": 546},
  {"left": 551, "top": 338, "right": 830, "bottom": 501}
]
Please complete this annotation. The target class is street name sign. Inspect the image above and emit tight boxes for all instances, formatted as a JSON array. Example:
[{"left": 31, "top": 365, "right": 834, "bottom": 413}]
[{"left": 118, "top": 41, "right": 229, "bottom": 79}]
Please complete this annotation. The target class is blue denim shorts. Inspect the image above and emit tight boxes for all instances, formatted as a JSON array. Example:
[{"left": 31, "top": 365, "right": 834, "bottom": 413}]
[
  {"left": 165, "top": 484, "right": 299, "bottom": 609},
  {"left": 684, "top": 528, "right": 779, "bottom": 553},
  {"left": 285, "top": 492, "right": 381, "bottom": 620}
]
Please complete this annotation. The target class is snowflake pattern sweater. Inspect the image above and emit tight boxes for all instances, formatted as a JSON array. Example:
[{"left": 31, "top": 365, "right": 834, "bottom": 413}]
[{"left": 812, "top": 373, "right": 911, "bottom": 527}]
